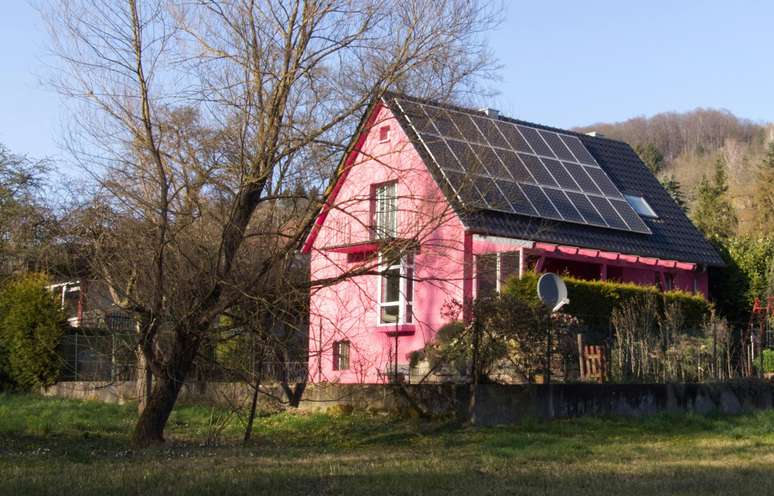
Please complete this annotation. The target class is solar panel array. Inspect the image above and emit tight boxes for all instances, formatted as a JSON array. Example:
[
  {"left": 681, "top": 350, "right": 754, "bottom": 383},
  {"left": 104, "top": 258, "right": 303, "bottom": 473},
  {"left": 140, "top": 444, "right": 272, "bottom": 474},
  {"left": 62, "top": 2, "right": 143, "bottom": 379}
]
[{"left": 394, "top": 98, "right": 652, "bottom": 235}]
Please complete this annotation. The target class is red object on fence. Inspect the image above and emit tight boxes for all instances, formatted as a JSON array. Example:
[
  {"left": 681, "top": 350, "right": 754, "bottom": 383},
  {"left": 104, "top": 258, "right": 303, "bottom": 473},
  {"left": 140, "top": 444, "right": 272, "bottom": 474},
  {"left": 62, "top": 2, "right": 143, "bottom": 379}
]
[{"left": 752, "top": 297, "right": 774, "bottom": 316}]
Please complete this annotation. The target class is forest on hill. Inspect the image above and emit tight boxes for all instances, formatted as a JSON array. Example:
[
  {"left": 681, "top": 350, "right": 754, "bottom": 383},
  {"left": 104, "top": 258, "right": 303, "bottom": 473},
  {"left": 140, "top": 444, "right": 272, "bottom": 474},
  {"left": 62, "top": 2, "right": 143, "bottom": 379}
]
[{"left": 575, "top": 109, "right": 774, "bottom": 234}]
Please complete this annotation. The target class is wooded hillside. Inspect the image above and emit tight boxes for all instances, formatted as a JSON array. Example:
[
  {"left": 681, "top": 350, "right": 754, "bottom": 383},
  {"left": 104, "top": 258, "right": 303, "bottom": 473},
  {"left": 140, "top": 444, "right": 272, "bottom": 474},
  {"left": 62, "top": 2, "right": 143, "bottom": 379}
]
[{"left": 575, "top": 109, "right": 774, "bottom": 234}]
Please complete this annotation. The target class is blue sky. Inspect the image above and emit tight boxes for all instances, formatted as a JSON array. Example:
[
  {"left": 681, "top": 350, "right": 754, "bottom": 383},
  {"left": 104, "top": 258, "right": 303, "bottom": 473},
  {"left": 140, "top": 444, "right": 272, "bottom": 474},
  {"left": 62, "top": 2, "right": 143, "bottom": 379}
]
[{"left": 2, "top": 1, "right": 774, "bottom": 163}]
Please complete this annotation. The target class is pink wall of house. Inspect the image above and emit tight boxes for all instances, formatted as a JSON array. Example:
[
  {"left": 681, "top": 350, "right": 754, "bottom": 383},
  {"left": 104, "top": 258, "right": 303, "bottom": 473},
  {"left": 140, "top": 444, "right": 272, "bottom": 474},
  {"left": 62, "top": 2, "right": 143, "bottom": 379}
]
[
  {"left": 305, "top": 103, "right": 710, "bottom": 384},
  {"left": 306, "top": 104, "right": 469, "bottom": 383}
]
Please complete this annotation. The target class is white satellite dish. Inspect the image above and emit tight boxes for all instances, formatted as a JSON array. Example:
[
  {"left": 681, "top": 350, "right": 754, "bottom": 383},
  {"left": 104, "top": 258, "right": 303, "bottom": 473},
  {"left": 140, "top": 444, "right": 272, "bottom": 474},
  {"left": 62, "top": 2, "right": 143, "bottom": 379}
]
[{"left": 537, "top": 273, "right": 570, "bottom": 313}]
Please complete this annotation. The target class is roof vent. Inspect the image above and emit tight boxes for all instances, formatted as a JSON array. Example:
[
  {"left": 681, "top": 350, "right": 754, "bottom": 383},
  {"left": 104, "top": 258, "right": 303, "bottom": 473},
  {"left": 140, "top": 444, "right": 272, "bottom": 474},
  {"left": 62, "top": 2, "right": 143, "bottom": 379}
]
[
  {"left": 480, "top": 108, "right": 499, "bottom": 119},
  {"left": 586, "top": 131, "right": 603, "bottom": 138}
]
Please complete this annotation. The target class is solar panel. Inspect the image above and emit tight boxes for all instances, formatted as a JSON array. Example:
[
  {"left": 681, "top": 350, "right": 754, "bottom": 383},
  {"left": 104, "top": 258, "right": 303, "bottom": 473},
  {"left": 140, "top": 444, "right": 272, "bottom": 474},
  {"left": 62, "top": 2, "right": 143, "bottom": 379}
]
[
  {"left": 518, "top": 153, "right": 558, "bottom": 188},
  {"left": 560, "top": 134, "right": 598, "bottom": 166},
  {"left": 588, "top": 196, "right": 628, "bottom": 230},
  {"left": 424, "top": 106, "right": 464, "bottom": 140},
  {"left": 496, "top": 180, "right": 537, "bottom": 216},
  {"left": 561, "top": 161, "right": 601, "bottom": 195},
  {"left": 610, "top": 198, "right": 651, "bottom": 232},
  {"left": 419, "top": 133, "right": 465, "bottom": 173},
  {"left": 541, "top": 157, "right": 579, "bottom": 191},
  {"left": 445, "top": 139, "right": 474, "bottom": 173},
  {"left": 517, "top": 125, "right": 554, "bottom": 157},
  {"left": 585, "top": 167, "right": 623, "bottom": 198},
  {"left": 394, "top": 97, "right": 652, "bottom": 235},
  {"left": 521, "top": 183, "right": 561, "bottom": 220},
  {"left": 398, "top": 99, "right": 436, "bottom": 134},
  {"left": 492, "top": 148, "right": 534, "bottom": 183},
  {"left": 543, "top": 188, "right": 584, "bottom": 223},
  {"left": 471, "top": 175, "right": 512, "bottom": 212},
  {"left": 448, "top": 112, "right": 487, "bottom": 144},
  {"left": 497, "top": 122, "right": 533, "bottom": 153},
  {"left": 566, "top": 191, "right": 606, "bottom": 226},
  {"left": 469, "top": 143, "right": 511, "bottom": 180},
  {"left": 539, "top": 131, "right": 575, "bottom": 162},
  {"left": 471, "top": 115, "right": 510, "bottom": 149},
  {"left": 443, "top": 170, "right": 487, "bottom": 209}
]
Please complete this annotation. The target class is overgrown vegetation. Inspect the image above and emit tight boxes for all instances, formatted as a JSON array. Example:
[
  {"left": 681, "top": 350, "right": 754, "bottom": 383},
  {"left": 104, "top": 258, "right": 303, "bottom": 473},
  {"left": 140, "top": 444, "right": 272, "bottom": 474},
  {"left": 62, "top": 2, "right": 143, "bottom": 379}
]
[
  {"left": 4, "top": 394, "right": 774, "bottom": 495},
  {"left": 0, "top": 273, "right": 64, "bottom": 390},
  {"left": 409, "top": 295, "right": 563, "bottom": 383},
  {"left": 409, "top": 274, "right": 717, "bottom": 385},
  {"left": 504, "top": 272, "right": 711, "bottom": 338},
  {"left": 609, "top": 297, "right": 732, "bottom": 382},
  {"left": 711, "top": 235, "right": 774, "bottom": 327}
]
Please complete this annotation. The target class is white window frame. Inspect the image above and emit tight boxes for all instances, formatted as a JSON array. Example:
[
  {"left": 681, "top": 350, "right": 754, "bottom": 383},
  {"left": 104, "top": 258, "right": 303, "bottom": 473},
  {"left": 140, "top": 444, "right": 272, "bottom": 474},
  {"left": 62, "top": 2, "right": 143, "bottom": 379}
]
[
  {"left": 377, "top": 252, "right": 414, "bottom": 325},
  {"left": 332, "top": 340, "right": 350, "bottom": 371},
  {"left": 624, "top": 194, "right": 658, "bottom": 218},
  {"left": 373, "top": 182, "right": 398, "bottom": 239},
  {"left": 475, "top": 251, "right": 522, "bottom": 298}
]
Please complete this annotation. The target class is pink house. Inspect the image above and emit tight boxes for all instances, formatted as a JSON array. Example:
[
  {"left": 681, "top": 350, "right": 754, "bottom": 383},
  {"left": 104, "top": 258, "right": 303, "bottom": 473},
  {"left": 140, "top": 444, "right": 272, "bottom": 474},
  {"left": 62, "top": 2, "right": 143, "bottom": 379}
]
[{"left": 302, "top": 93, "right": 723, "bottom": 384}]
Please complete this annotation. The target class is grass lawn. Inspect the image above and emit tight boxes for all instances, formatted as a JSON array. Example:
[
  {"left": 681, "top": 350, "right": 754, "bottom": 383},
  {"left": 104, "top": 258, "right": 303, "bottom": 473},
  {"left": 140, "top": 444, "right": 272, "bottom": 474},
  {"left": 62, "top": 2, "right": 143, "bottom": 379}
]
[{"left": 2, "top": 394, "right": 774, "bottom": 495}]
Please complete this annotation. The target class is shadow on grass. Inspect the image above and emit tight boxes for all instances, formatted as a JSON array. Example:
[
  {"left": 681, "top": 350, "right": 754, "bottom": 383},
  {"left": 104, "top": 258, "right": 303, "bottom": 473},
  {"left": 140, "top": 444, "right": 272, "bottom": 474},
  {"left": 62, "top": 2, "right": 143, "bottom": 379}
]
[{"left": 4, "top": 449, "right": 774, "bottom": 496}]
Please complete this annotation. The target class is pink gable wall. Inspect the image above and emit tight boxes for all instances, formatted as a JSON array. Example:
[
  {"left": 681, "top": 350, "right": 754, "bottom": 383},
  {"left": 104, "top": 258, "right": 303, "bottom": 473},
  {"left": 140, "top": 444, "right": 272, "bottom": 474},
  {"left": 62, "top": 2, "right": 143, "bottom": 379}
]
[{"left": 307, "top": 104, "right": 468, "bottom": 383}]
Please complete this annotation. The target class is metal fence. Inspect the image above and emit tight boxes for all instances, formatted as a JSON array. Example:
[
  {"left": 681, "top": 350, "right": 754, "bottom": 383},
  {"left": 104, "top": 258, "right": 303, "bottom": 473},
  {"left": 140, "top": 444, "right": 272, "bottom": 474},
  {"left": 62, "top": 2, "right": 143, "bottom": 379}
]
[
  {"left": 58, "top": 333, "right": 136, "bottom": 381},
  {"left": 57, "top": 331, "right": 308, "bottom": 384}
]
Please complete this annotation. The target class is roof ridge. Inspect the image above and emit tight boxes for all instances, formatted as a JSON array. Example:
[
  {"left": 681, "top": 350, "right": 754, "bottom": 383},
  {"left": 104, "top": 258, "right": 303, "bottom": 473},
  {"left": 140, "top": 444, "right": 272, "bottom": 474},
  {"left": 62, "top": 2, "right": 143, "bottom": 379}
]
[{"left": 382, "top": 91, "right": 630, "bottom": 145}]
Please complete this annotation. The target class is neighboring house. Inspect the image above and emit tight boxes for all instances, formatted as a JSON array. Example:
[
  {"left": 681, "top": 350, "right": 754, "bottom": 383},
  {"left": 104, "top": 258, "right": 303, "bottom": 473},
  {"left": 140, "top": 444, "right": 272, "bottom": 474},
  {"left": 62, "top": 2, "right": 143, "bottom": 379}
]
[
  {"left": 302, "top": 93, "right": 724, "bottom": 384},
  {"left": 48, "top": 280, "right": 134, "bottom": 332}
]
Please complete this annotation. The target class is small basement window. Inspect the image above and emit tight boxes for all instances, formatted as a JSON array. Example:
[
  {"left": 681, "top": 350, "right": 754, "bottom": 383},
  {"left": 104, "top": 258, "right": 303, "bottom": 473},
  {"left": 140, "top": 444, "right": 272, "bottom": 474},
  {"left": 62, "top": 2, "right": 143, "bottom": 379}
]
[
  {"left": 333, "top": 340, "right": 350, "bottom": 371},
  {"left": 624, "top": 194, "right": 658, "bottom": 218}
]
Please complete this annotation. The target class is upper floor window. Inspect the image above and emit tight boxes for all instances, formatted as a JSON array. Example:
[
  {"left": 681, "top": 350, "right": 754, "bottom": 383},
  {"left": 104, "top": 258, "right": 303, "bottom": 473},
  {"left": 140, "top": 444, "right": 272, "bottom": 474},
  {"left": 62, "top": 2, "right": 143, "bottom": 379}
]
[
  {"left": 624, "top": 194, "right": 658, "bottom": 218},
  {"left": 378, "top": 252, "right": 414, "bottom": 325},
  {"left": 373, "top": 182, "right": 397, "bottom": 239}
]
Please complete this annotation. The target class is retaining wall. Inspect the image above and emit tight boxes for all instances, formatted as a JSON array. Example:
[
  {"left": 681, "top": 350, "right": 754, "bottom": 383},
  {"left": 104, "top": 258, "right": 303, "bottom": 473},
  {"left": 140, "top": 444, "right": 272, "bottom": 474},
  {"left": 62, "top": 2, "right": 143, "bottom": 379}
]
[{"left": 43, "top": 381, "right": 774, "bottom": 424}]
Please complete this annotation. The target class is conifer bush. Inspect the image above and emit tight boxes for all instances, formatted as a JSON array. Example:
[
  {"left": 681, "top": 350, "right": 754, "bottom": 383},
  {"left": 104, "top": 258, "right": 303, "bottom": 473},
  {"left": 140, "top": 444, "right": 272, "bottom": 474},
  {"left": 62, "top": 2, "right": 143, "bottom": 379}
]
[{"left": 0, "top": 273, "right": 65, "bottom": 390}]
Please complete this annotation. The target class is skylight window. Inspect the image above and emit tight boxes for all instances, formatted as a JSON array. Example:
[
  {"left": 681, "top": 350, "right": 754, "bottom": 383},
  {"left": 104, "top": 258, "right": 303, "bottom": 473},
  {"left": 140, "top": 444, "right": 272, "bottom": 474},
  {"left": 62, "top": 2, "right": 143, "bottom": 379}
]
[{"left": 624, "top": 194, "right": 657, "bottom": 218}]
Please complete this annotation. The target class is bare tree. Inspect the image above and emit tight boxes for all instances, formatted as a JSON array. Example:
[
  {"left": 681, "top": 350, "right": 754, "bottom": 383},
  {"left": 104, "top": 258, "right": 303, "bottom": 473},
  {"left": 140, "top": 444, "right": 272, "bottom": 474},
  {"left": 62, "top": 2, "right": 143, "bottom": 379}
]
[{"left": 43, "top": 0, "right": 500, "bottom": 446}]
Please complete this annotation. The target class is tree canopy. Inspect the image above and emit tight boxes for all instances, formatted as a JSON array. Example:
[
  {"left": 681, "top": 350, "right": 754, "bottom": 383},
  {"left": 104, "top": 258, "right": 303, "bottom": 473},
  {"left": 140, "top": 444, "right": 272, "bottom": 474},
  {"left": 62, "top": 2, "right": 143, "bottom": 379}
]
[
  {"left": 754, "top": 142, "right": 774, "bottom": 229},
  {"left": 691, "top": 157, "right": 738, "bottom": 243}
]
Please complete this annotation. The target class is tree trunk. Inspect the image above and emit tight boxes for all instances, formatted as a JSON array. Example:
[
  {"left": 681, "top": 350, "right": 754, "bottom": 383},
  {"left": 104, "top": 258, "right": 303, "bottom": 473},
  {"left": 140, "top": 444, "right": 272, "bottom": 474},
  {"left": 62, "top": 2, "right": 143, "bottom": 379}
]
[
  {"left": 281, "top": 382, "right": 306, "bottom": 408},
  {"left": 131, "top": 373, "right": 184, "bottom": 446},
  {"left": 135, "top": 347, "right": 152, "bottom": 414},
  {"left": 468, "top": 319, "right": 480, "bottom": 423},
  {"left": 243, "top": 375, "right": 261, "bottom": 444},
  {"left": 131, "top": 331, "right": 200, "bottom": 447}
]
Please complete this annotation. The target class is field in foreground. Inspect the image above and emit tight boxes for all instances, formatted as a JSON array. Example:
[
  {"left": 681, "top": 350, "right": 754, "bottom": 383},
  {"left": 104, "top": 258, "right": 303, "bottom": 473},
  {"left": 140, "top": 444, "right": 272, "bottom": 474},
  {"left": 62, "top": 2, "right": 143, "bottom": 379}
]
[{"left": 2, "top": 394, "right": 774, "bottom": 495}]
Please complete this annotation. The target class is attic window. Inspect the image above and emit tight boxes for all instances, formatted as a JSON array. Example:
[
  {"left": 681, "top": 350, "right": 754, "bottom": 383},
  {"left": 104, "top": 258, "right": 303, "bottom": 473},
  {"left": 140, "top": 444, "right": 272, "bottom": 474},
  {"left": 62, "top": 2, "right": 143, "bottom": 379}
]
[
  {"left": 378, "top": 125, "right": 390, "bottom": 142},
  {"left": 624, "top": 194, "right": 658, "bottom": 218}
]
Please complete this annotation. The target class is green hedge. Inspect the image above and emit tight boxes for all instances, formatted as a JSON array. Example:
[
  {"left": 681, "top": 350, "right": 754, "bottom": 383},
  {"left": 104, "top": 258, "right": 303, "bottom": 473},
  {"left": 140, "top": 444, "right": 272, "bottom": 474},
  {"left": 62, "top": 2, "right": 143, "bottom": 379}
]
[
  {"left": 502, "top": 272, "right": 711, "bottom": 337},
  {"left": 762, "top": 349, "right": 774, "bottom": 375}
]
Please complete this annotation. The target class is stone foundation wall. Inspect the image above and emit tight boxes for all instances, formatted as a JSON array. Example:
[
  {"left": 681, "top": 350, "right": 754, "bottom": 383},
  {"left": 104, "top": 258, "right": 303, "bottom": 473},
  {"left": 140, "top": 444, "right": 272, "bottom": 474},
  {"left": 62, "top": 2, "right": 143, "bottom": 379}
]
[{"left": 43, "top": 380, "right": 774, "bottom": 425}]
